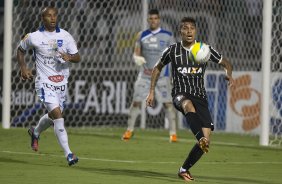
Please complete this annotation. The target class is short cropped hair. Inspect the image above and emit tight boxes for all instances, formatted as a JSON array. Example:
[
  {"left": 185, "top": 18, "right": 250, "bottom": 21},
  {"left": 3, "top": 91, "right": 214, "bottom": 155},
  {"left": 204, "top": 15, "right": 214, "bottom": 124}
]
[
  {"left": 148, "top": 9, "right": 159, "bottom": 16},
  {"left": 180, "top": 17, "right": 196, "bottom": 27},
  {"left": 41, "top": 6, "right": 58, "bottom": 17}
]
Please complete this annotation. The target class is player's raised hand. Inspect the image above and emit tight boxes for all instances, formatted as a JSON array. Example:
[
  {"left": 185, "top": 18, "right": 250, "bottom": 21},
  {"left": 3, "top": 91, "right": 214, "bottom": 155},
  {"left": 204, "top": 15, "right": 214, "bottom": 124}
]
[
  {"left": 225, "top": 75, "right": 235, "bottom": 87},
  {"left": 146, "top": 92, "right": 155, "bottom": 107},
  {"left": 20, "top": 68, "right": 33, "bottom": 80}
]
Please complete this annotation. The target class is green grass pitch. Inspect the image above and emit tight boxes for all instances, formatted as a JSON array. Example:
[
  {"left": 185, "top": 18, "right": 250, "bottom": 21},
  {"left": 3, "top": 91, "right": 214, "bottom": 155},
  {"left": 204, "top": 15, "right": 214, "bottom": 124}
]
[{"left": 0, "top": 127, "right": 281, "bottom": 184}]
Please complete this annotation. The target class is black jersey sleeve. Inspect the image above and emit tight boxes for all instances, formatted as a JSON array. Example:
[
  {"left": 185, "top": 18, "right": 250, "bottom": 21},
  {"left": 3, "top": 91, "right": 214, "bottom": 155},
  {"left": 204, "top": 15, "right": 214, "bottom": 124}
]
[
  {"left": 160, "top": 46, "right": 172, "bottom": 66},
  {"left": 209, "top": 46, "right": 222, "bottom": 64}
]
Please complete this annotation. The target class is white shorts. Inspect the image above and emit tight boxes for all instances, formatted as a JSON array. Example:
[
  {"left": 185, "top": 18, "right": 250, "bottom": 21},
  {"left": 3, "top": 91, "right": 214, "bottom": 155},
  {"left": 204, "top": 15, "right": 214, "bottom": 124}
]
[
  {"left": 35, "top": 82, "right": 67, "bottom": 112},
  {"left": 132, "top": 77, "right": 172, "bottom": 103}
]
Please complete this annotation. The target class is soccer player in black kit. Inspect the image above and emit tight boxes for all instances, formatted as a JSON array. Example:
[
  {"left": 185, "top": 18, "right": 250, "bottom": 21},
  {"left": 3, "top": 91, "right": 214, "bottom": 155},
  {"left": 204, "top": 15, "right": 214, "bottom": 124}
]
[{"left": 146, "top": 17, "right": 234, "bottom": 182}]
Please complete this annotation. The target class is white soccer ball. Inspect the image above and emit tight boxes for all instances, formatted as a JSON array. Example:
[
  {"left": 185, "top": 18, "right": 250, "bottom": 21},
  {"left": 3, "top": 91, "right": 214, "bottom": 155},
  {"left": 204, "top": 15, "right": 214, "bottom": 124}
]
[{"left": 190, "top": 42, "right": 211, "bottom": 63}]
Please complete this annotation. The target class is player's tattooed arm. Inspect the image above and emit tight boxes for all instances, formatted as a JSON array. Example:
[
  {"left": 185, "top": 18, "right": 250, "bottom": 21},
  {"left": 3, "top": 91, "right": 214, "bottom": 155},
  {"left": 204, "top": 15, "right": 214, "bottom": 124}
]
[
  {"left": 146, "top": 61, "right": 164, "bottom": 107},
  {"left": 150, "top": 61, "right": 164, "bottom": 91},
  {"left": 220, "top": 57, "right": 234, "bottom": 87}
]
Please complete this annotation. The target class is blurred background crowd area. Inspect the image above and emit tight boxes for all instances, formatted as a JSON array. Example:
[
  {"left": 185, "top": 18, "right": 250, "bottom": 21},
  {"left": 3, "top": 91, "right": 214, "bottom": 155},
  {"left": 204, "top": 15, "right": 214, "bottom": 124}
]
[{"left": 0, "top": 0, "right": 265, "bottom": 71}]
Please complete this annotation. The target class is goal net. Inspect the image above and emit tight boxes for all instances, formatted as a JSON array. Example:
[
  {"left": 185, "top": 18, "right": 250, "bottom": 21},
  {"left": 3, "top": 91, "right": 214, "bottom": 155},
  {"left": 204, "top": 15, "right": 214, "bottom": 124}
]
[
  {"left": 6, "top": 0, "right": 281, "bottom": 145},
  {"left": 269, "top": 0, "right": 282, "bottom": 146}
]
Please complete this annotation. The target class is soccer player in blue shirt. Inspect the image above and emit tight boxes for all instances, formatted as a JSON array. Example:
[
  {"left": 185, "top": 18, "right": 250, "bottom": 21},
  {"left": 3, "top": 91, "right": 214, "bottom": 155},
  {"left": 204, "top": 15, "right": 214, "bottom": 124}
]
[{"left": 122, "top": 9, "right": 178, "bottom": 142}]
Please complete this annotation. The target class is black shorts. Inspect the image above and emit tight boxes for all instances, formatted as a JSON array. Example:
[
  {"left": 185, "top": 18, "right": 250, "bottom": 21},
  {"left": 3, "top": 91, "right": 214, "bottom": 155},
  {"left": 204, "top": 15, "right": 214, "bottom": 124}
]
[{"left": 173, "top": 93, "right": 214, "bottom": 130}]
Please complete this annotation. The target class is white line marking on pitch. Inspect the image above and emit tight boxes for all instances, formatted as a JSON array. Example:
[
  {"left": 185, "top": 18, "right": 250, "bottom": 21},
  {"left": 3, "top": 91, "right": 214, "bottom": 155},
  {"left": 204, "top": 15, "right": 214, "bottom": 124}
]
[{"left": 1, "top": 150, "right": 282, "bottom": 165}]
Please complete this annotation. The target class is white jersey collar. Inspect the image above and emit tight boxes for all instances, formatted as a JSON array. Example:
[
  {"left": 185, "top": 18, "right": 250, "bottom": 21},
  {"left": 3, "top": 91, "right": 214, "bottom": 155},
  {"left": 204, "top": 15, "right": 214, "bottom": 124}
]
[
  {"left": 150, "top": 27, "right": 161, "bottom": 34},
  {"left": 39, "top": 25, "right": 60, "bottom": 33}
]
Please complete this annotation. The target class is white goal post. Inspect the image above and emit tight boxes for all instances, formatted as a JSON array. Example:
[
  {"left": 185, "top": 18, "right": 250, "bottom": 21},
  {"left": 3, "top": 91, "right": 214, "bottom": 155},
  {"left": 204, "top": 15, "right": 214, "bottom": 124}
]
[
  {"left": 260, "top": 0, "right": 272, "bottom": 146},
  {"left": 2, "top": 0, "right": 13, "bottom": 129}
]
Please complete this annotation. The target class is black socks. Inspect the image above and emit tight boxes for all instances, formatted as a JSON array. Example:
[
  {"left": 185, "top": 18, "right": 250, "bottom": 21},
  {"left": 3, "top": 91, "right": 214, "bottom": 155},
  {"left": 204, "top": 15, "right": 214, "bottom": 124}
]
[
  {"left": 182, "top": 143, "right": 204, "bottom": 170},
  {"left": 185, "top": 112, "right": 204, "bottom": 141}
]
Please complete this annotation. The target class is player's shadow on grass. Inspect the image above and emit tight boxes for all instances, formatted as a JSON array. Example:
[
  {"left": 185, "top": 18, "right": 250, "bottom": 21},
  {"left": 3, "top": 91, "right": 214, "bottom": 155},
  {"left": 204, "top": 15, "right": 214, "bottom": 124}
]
[
  {"left": 0, "top": 156, "right": 62, "bottom": 167},
  {"left": 68, "top": 132, "right": 122, "bottom": 140},
  {"left": 75, "top": 166, "right": 273, "bottom": 184},
  {"left": 197, "top": 175, "right": 275, "bottom": 184},
  {"left": 75, "top": 167, "right": 180, "bottom": 183},
  {"left": 0, "top": 157, "right": 28, "bottom": 164},
  {"left": 214, "top": 143, "right": 282, "bottom": 151}
]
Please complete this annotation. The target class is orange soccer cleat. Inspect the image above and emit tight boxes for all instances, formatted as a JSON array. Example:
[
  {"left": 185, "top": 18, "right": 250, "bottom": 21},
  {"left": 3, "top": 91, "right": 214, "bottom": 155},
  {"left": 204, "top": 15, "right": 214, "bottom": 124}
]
[
  {"left": 178, "top": 170, "right": 194, "bottom": 182},
  {"left": 122, "top": 130, "right": 134, "bottom": 141},
  {"left": 170, "top": 134, "right": 178, "bottom": 142}
]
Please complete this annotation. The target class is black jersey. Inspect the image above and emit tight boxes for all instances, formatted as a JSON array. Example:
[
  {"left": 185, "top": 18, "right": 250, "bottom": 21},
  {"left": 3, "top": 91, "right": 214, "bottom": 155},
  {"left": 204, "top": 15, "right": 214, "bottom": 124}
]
[{"left": 160, "top": 41, "right": 222, "bottom": 99}]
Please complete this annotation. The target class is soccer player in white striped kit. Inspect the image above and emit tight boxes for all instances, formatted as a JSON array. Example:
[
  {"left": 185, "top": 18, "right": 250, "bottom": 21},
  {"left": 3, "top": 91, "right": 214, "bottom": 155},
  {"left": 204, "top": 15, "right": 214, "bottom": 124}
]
[
  {"left": 122, "top": 9, "right": 178, "bottom": 142},
  {"left": 17, "top": 7, "right": 80, "bottom": 166}
]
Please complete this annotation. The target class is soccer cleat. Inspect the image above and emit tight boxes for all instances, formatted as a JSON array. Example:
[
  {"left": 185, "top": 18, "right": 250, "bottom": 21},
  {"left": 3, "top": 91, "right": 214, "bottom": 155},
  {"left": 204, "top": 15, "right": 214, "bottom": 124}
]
[
  {"left": 67, "top": 153, "right": 79, "bottom": 166},
  {"left": 178, "top": 170, "right": 194, "bottom": 181},
  {"left": 169, "top": 134, "right": 178, "bottom": 142},
  {"left": 122, "top": 130, "right": 133, "bottom": 141},
  {"left": 199, "top": 137, "right": 209, "bottom": 153},
  {"left": 28, "top": 127, "right": 39, "bottom": 152}
]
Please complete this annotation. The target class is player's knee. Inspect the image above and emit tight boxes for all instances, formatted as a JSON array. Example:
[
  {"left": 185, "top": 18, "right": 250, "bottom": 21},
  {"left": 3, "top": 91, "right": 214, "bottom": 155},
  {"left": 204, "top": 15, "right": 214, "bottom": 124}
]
[
  {"left": 49, "top": 107, "right": 63, "bottom": 120},
  {"left": 163, "top": 103, "right": 173, "bottom": 109},
  {"left": 182, "top": 100, "right": 196, "bottom": 114},
  {"left": 131, "top": 102, "right": 141, "bottom": 108}
]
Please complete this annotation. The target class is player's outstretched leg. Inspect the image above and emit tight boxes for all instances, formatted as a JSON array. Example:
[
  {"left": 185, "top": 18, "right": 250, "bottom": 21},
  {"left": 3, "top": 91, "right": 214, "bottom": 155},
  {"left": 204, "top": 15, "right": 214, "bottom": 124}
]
[
  {"left": 178, "top": 142, "right": 205, "bottom": 181},
  {"left": 28, "top": 127, "right": 39, "bottom": 152}
]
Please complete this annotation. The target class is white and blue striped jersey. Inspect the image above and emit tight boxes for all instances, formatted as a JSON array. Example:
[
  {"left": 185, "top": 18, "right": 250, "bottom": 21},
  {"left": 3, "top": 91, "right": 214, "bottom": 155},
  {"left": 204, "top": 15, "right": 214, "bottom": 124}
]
[
  {"left": 136, "top": 28, "right": 174, "bottom": 79},
  {"left": 18, "top": 26, "right": 78, "bottom": 86}
]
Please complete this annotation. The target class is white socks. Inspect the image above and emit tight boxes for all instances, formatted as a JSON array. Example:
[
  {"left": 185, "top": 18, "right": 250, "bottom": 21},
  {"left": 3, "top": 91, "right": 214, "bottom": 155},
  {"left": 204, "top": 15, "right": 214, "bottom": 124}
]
[
  {"left": 53, "top": 118, "right": 72, "bottom": 157},
  {"left": 34, "top": 113, "right": 53, "bottom": 137},
  {"left": 127, "top": 105, "right": 176, "bottom": 134},
  {"left": 180, "top": 167, "right": 187, "bottom": 173},
  {"left": 127, "top": 106, "right": 141, "bottom": 131},
  {"left": 165, "top": 105, "right": 177, "bottom": 135}
]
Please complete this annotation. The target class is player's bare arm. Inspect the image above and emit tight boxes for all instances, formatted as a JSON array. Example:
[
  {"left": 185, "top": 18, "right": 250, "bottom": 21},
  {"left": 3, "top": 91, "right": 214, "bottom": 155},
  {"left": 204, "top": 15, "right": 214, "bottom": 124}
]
[
  {"left": 17, "top": 48, "right": 33, "bottom": 80},
  {"left": 134, "top": 32, "right": 142, "bottom": 56},
  {"left": 59, "top": 52, "right": 80, "bottom": 63},
  {"left": 220, "top": 57, "right": 234, "bottom": 87},
  {"left": 146, "top": 61, "right": 164, "bottom": 107},
  {"left": 133, "top": 32, "right": 146, "bottom": 66}
]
